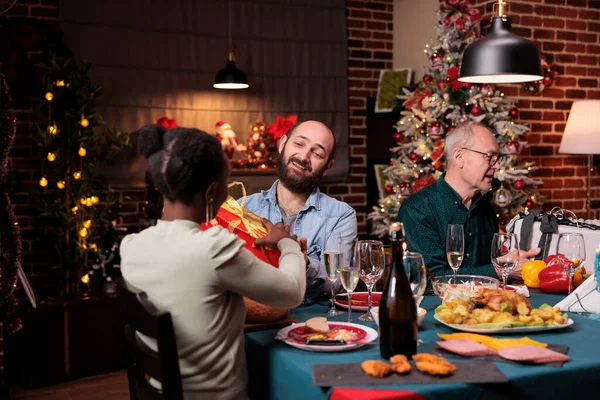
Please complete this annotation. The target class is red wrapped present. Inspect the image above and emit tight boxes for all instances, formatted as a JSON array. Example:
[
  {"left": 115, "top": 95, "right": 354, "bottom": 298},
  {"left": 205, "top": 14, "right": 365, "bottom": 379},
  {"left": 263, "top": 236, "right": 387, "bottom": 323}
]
[{"left": 201, "top": 182, "right": 280, "bottom": 267}]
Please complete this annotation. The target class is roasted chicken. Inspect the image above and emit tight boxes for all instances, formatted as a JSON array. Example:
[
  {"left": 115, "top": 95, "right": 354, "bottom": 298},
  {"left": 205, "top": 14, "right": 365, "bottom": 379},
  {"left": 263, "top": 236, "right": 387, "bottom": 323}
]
[{"left": 470, "top": 288, "right": 532, "bottom": 315}]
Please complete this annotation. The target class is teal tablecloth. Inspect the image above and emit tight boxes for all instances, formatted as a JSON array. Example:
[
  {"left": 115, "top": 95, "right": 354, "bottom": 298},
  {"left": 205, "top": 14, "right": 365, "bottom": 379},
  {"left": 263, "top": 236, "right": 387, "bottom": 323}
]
[{"left": 245, "top": 292, "right": 600, "bottom": 400}]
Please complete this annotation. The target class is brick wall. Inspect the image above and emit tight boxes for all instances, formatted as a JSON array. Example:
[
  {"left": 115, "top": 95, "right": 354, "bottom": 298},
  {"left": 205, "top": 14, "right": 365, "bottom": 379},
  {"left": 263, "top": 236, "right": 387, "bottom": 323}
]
[
  {"left": 320, "top": 0, "right": 394, "bottom": 235},
  {"left": 473, "top": 0, "right": 600, "bottom": 218}
]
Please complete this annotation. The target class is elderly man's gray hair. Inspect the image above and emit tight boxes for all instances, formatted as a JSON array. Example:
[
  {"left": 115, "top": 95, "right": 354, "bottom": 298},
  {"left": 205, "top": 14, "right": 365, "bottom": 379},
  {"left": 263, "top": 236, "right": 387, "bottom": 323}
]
[{"left": 443, "top": 122, "right": 489, "bottom": 165}]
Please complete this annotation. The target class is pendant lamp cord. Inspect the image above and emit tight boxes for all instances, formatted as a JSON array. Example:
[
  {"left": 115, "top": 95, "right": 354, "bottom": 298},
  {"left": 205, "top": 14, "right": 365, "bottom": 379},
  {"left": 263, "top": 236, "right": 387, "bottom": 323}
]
[{"left": 228, "top": 0, "right": 234, "bottom": 56}]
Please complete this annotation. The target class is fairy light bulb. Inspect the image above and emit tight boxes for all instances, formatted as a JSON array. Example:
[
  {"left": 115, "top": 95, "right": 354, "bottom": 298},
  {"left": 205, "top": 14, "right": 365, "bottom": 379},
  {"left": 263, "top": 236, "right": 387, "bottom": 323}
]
[
  {"left": 57, "top": 180, "right": 66, "bottom": 189},
  {"left": 90, "top": 196, "right": 99, "bottom": 204},
  {"left": 47, "top": 152, "right": 56, "bottom": 162},
  {"left": 72, "top": 206, "right": 79, "bottom": 214},
  {"left": 45, "top": 92, "right": 54, "bottom": 101},
  {"left": 83, "top": 219, "right": 92, "bottom": 229},
  {"left": 47, "top": 124, "right": 58, "bottom": 135},
  {"left": 73, "top": 171, "right": 82, "bottom": 180},
  {"left": 80, "top": 115, "right": 89, "bottom": 128},
  {"left": 85, "top": 198, "right": 93, "bottom": 207},
  {"left": 80, "top": 197, "right": 87, "bottom": 205},
  {"left": 79, "top": 228, "right": 88, "bottom": 238},
  {"left": 55, "top": 80, "right": 65, "bottom": 87},
  {"left": 81, "top": 274, "right": 90, "bottom": 284},
  {"left": 39, "top": 177, "right": 48, "bottom": 187},
  {"left": 78, "top": 147, "right": 87, "bottom": 157}
]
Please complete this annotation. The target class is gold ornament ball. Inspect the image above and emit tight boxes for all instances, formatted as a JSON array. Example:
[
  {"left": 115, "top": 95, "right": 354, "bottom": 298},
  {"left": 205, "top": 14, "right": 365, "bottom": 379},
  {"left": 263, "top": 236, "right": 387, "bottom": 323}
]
[
  {"left": 71, "top": 206, "right": 79, "bottom": 214},
  {"left": 47, "top": 125, "right": 57, "bottom": 135},
  {"left": 39, "top": 177, "right": 48, "bottom": 187},
  {"left": 45, "top": 92, "right": 54, "bottom": 101},
  {"left": 57, "top": 180, "right": 66, "bottom": 189},
  {"left": 79, "top": 227, "right": 88, "bottom": 238},
  {"left": 91, "top": 196, "right": 99, "bottom": 204},
  {"left": 78, "top": 147, "right": 87, "bottom": 157},
  {"left": 80, "top": 118, "right": 89, "bottom": 128},
  {"left": 47, "top": 152, "right": 56, "bottom": 162},
  {"left": 81, "top": 274, "right": 90, "bottom": 284},
  {"left": 73, "top": 171, "right": 82, "bottom": 180},
  {"left": 83, "top": 219, "right": 92, "bottom": 229}
]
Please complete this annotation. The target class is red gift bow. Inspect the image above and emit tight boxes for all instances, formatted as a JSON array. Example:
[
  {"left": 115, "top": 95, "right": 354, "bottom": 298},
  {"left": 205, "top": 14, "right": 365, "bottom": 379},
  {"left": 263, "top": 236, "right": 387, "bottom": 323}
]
[
  {"left": 155, "top": 116, "right": 179, "bottom": 130},
  {"left": 267, "top": 114, "right": 298, "bottom": 140},
  {"left": 413, "top": 174, "right": 436, "bottom": 193}
]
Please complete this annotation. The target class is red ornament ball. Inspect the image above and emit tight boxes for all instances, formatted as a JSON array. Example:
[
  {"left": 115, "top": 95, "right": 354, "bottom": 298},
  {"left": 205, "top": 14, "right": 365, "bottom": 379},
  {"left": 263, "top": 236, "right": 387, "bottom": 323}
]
[
  {"left": 423, "top": 74, "right": 432, "bottom": 84},
  {"left": 445, "top": 77, "right": 452, "bottom": 83},
  {"left": 543, "top": 76, "right": 553, "bottom": 86},
  {"left": 385, "top": 185, "right": 393, "bottom": 193},
  {"left": 509, "top": 107, "right": 519, "bottom": 119},
  {"left": 433, "top": 161, "right": 442, "bottom": 170},
  {"left": 436, "top": 80, "right": 446, "bottom": 91},
  {"left": 409, "top": 152, "right": 419, "bottom": 163},
  {"left": 514, "top": 180, "right": 524, "bottom": 190},
  {"left": 525, "top": 200, "right": 535, "bottom": 209},
  {"left": 394, "top": 133, "right": 403, "bottom": 142},
  {"left": 470, "top": 104, "right": 483, "bottom": 116}
]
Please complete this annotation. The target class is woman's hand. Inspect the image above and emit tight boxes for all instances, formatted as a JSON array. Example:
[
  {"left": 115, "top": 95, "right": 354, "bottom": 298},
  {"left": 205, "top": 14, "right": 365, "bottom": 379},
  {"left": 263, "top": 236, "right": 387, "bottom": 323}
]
[{"left": 254, "top": 219, "right": 294, "bottom": 249}]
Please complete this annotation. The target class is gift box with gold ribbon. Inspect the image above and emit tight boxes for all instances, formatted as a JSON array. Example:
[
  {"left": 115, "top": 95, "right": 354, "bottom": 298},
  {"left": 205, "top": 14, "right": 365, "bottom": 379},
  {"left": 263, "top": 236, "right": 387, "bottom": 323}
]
[{"left": 202, "top": 182, "right": 287, "bottom": 322}]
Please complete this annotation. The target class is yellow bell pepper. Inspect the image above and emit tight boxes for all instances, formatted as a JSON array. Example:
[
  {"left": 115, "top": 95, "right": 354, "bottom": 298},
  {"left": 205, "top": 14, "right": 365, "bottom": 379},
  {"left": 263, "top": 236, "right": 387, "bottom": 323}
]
[{"left": 521, "top": 260, "right": 547, "bottom": 288}]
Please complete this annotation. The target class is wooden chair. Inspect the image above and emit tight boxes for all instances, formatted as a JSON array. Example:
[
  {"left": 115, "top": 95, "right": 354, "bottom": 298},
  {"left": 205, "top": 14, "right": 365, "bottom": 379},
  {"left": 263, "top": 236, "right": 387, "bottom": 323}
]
[{"left": 115, "top": 277, "right": 183, "bottom": 400}]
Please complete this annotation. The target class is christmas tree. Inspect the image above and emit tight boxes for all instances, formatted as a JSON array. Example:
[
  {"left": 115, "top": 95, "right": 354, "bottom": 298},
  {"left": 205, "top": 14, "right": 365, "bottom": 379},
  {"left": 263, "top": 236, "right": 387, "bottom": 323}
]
[
  {"left": 369, "top": 0, "right": 546, "bottom": 237},
  {"left": 30, "top": 54, "right": 130, "bottom": 294}
]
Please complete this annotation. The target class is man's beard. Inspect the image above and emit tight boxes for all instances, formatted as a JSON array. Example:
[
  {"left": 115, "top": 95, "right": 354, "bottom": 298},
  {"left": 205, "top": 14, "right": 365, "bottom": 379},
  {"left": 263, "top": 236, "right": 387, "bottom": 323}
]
[{"left": 277, "top": 153, "right": 326, "bottom": 195}]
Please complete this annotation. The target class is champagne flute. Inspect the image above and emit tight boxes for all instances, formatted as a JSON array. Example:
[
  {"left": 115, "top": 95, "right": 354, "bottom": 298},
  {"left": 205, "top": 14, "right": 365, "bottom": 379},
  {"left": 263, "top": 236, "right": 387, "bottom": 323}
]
[
  {"left": 405, "top": 252, "right": 427, "bottom": 307},
  {"left": 340, "top": 238, "right": 360, "bottom": 323},
  {"left": 357, "top": 240, "right": 385, "bottom": 322},
  {"left": 446, "top": 224, "right": 464, "bottom": 283},
  {"left": 324, "top": 232, "right": 343, "bottom": 316},
  {"left": 404, "top": 252, "right": 427, "bottom": 346},
  {"left": 490, "top": 233, "right": 519, "bottom": 290},
  {"left": 556, "top": 233, "right": 586, "bottom": 295}
]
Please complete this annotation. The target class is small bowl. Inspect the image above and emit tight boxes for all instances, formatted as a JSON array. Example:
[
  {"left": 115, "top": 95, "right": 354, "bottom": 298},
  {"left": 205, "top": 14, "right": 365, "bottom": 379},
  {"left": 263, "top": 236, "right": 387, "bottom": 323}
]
[
  {"left": 431, "top": 274, "right": 500, "bottom": 300},
  {"left": 371, "top": 306, "right": 426, "bottom": 328}
]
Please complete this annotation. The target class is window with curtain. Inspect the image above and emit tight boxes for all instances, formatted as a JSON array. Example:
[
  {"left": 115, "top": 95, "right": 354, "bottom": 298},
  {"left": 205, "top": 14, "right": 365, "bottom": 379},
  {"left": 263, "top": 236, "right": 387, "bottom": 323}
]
[{"left": 60, "top": 0, "right": 349, "bottom": 186}]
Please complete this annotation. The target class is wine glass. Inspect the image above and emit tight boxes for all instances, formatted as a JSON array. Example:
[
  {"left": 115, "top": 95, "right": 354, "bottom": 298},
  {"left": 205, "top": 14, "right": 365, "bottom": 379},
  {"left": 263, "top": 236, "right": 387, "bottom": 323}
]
[
  {"left": 405, "top": 252, "right": 427, "bottom": 307},
  {"left": 324, "top": 232, "right": 343, "bottom": 316},
  {"left": 340, "top": 238, "right": 360, "bottom": 323},
  {"left": 404, "top": 252, "right": 426, "bottom": 346},
  {"left": 490, "top": 233, "right": 519, "bottom": 290},
  {"left": 556, "top": 233, "right": 586, "bottom": 295},
  {"left": 357, "top": 240, "right": 385, "bottom": 322},
  {"left": 446, "top": 224, "right": 464, "bottom": 283}
]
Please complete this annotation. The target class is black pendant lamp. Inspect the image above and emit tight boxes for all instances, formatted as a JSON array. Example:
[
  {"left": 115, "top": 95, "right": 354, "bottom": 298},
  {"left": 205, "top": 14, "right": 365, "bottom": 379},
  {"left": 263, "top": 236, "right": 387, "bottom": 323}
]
[
  {"left": 213, "top": 0, "right": 248, "bottom": 89},
  {"left": 459, "top": 0, "right": 543, "bottom": 84}
]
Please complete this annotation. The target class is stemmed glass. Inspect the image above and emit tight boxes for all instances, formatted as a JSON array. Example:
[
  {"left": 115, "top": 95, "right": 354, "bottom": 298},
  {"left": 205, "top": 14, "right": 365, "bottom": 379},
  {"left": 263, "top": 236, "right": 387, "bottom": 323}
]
[
  {"left": 556, "top": 233, "right": 586, "bottom": 295},
  {"left": 491, "top": 233, "right": 519, "bottom": 290},
  {"left": 446, "top": 224, "right": 464, "bottom": 283},
  {"left": 340, "top": 238, "right": 360, "bottom": 323},
  {"left": 357, "top": 240, "right": 385, "bottom": 322},
  {"left": 405, "top": 252, "right": 427, "bottom": 308},
  {"left": 324, "top": 232, "right": 343, "bottom": 316},
  {"left": 404, "top": 252, "right": 427, "bottom": 345}
]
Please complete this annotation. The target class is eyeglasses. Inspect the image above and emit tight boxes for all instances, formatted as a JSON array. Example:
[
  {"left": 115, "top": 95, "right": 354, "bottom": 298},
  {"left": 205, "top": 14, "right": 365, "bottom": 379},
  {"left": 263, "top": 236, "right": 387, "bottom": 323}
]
[{"left": 460, "top": 148, "right": 501, "bottom": 166}]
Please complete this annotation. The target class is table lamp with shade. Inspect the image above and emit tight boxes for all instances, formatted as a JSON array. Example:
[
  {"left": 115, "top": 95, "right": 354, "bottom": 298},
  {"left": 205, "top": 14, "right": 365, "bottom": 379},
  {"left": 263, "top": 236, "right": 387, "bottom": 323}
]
[{"left": 558, "top": 100, "right": 600, "bottom": 219}]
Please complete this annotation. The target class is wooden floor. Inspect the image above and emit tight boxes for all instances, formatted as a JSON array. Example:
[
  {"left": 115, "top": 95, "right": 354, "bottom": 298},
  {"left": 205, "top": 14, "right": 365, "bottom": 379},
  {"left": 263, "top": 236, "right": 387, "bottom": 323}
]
[{"left": 10, "top": 370, "right": 130, "bottom": 400}]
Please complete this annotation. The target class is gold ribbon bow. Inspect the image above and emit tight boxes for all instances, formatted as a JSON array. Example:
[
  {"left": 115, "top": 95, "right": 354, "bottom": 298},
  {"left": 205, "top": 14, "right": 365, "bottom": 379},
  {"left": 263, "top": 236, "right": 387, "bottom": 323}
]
[{"left": 220, "top": 181, "right": 268, "bottom": 238}]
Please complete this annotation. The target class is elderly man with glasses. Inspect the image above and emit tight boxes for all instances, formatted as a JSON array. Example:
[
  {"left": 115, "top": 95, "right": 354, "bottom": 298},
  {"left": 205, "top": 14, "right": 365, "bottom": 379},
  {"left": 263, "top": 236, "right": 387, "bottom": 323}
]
[{"left": 398, "top": 122, "right": 539, "bottom": 279}]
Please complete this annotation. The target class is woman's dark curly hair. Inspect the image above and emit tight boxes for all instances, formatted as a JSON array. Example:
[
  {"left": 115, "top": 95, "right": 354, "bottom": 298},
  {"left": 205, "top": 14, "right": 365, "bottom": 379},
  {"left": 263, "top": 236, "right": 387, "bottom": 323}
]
[{"left": 137, "top": 124, "right": 227, "bottom": 205}]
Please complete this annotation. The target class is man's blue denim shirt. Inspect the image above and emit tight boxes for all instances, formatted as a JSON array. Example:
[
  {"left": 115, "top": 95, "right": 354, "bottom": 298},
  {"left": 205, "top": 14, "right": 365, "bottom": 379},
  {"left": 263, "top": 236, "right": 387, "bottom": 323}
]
[{"left": 242, "top": 180, "right": 357, "bottom": 302}]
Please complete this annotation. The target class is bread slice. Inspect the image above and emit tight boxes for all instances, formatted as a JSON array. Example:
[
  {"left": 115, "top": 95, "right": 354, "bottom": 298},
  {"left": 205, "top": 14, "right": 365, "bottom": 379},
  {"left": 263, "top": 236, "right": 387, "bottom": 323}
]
[{"left": 305, "top": 317, "right": 329, "bottom": 333}]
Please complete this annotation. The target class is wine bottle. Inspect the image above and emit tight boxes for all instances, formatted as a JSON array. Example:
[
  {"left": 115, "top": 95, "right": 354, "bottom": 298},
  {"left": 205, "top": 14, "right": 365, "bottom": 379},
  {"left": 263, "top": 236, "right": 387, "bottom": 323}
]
[{"left": 379, "top": 222, "right": 418, "bottom": 359}]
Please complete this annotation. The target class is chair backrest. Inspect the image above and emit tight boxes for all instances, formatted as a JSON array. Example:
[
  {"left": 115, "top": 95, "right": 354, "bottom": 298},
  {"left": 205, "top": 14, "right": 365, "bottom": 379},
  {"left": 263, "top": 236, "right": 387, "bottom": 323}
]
[{"left": 115, "top": 277, "right": 183, "bottom": 400}]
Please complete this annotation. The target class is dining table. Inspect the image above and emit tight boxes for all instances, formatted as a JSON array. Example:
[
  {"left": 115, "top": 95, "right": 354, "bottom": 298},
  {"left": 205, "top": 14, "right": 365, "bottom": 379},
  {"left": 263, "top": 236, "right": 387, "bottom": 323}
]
[{"left": 244, "top": 291, "right": 600, "bottom": 400}]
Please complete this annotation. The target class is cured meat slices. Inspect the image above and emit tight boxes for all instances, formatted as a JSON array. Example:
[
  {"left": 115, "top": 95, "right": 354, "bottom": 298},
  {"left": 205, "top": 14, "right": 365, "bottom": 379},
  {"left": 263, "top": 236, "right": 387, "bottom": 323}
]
[
  {"left": 436, "top": 339, "right": 497, "bottom": 357},
  {"left": 498, "top": 345, "right": 570, "bottom": 364}
]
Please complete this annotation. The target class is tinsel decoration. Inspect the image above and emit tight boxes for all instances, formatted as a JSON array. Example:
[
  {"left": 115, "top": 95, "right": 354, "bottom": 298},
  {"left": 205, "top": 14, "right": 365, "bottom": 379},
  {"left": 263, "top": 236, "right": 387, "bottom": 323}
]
[{"left": 0, "top": 70, "right": 23, "bottom": 334}]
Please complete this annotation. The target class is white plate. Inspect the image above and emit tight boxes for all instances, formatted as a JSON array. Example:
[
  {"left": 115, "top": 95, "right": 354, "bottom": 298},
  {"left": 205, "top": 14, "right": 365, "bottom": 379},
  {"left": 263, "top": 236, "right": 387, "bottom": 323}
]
[
  {"left": 276, "top": 322, "right": 378, "bottom": 352},
  {"left": 334, "top": 292, "right": 382, "bottom": 312},
  {"left": 434, "top": 314, "right": 574, "bottom": 334}
]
